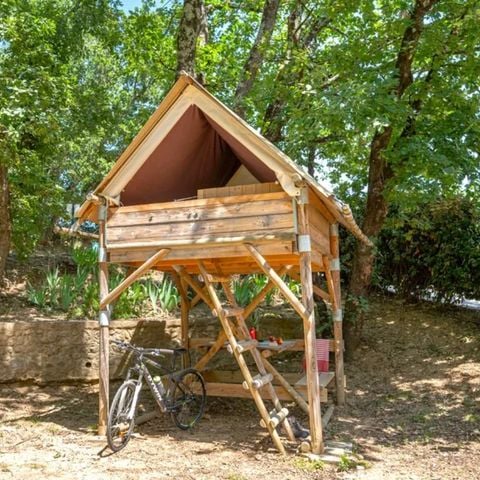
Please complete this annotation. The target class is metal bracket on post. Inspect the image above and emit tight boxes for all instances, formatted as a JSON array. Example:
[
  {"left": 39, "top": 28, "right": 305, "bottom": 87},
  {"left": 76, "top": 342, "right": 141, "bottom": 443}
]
[
  {"left": 333, "top": 309, "right": 343, "bottom": 322},
  {"left": 330, "top": 258, "right": 340, "bottom": 271},
  {"left": 330, "top": 223, "right": 339, "bottom": 236},
  {"left": 298, "top": 234, "right": 311, "bottom": 253},
  {"left": 99, "top": 310, "right": 110, "bottom": 327},
  {"left": 98, "top": 203, "right": 107, "bottom": 222},
  {"left": 98, "top": 247, "right": 108, "bottom": 263},
  {"left": 296, "top": 187, "right": 309, "bottom": 205}
]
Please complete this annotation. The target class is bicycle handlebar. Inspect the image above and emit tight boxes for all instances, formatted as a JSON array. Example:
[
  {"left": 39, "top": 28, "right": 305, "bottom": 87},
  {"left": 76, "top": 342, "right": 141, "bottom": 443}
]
[{"left": 111, "top": 338, "right": 183, "bottom": 357}]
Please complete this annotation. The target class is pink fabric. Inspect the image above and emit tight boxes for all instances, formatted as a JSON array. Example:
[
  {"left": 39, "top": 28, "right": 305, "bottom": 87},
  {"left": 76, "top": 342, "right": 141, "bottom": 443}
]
[{"left": 302, "top": 339, "right": 330, "bottom": 373}]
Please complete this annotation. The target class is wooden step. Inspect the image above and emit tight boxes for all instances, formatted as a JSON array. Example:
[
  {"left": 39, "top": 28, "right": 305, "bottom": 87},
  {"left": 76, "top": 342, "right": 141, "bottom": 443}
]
[
  {"left": 259, "top": 407, "right": 289, "bottom": 429},
  {"left": 222, "top": 307, "right": 244, "bottom": 317},
  {"left": 226, "top": 339, "right": 258, "bottom": 355},
  {"left": 242, "top": 373, "right": 273, "bottom": 390},
  {"left": 294, "top": 372, "right": 335, "bottom": 388}
]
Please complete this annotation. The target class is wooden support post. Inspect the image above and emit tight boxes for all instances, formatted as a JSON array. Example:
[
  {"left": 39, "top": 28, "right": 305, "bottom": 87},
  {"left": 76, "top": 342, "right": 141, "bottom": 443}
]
[
  {"left": 99, "top": 248, "right": 170, "bottom": 309},
  {"left": 296, "top": 189, "right": 324, "bottom": 455},
  {"left": 172, "top": 265, "right": 214, "bottom": 310},
  {"left": 172, "top": 273, "right": 190, "bottom": 369},
  {"left": 98, "top": 202, "right": 110, "bottom": 437},
  {"left": 330, "top": 223, "right": 346, "bottom": 405}
]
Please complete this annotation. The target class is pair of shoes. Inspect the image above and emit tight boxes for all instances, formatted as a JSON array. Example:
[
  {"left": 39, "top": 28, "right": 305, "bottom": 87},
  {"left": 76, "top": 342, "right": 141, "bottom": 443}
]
[{"left": 287, "top": 415, "right": 309, "bottom": 439}]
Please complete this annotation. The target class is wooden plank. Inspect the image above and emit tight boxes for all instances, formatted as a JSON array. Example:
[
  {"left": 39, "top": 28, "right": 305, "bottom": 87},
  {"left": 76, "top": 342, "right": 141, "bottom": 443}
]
[
  {"left": 107, "top": 195, "right": 293, "bottom": 228},
  {"left": 99, "top": 248, "right": 170, "bottom": 310},
  {"left": 107, "top": 213, "right": 295, "bottom": 243},
  {"left": 111, "top": 191, "right": 291, "bottom": 214},
  {"left": 109, "top": 241, "right": 294, "bottom": 264},
  {"left": 198, "top": 182, "right": 283, "bottom": 199},
  {"left": 309, "top": 222, "right": 331, "bottom": 256},
  {"left": 294, "top": 372, "right": 335, "bottom": 388},
  {"left": 204, "top": 382, "right": 327, "bottom": 403},
  {"left": 106, "top": 231, "right": 296, "bottom": 250},
  {"left": 308, "top": 204, "right": 331, "bottom": 241},
  {"left": 308, "top": 187, "right": 336, "bottom": 223},
  {"left": 190, "top": 337, "right": 338, "bottom": 353}
]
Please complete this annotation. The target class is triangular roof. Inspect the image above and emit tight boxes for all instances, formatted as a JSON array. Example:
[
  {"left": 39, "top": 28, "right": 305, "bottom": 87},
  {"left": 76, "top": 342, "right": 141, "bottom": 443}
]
[{"left": 77, "top": 73, "right": 370, "bottom": 245}]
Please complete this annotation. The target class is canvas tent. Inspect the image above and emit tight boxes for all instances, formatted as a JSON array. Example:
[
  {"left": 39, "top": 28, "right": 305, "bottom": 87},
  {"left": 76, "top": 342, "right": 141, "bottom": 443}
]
[{"left": 76, "top": 73, "right": 370, "bottom": 455}]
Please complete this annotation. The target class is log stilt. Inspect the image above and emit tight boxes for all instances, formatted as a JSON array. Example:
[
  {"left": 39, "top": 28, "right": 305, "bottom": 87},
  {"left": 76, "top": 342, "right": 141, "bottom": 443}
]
[
  {"left": 296, "top": 191, "right": 324, "bottom": 455},
  {"left": 172, "top": 273, "right": 190, "bottom": 368},
  {"left": 330, "top": 224, "right": 345, "bottom": 405},
  {"left": 98, "top": 202, "right": 110, "bottom": 437}
]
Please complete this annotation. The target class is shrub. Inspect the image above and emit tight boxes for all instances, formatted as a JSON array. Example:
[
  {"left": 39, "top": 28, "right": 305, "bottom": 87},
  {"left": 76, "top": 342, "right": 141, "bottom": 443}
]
[{"left": 377, "top": 197, "right": 480, "bottom": 302}]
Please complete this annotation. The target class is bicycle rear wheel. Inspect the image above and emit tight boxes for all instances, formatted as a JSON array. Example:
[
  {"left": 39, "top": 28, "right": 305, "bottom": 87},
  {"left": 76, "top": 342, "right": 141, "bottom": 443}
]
[
  {"left": 107, "top": 380, "right": 137, "bottom": 452},
  {"left": 169, "top": 369, "right": 206, "bottom": 430}
]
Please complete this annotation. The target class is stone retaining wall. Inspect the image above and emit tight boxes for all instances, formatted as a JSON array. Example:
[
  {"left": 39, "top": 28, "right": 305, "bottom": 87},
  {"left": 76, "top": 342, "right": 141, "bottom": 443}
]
[
  {"left": 0, "top": 317, "right": 182, "bottom": 383},
  {"left": 0, "top": 306, "right": 305, "bottom": 383}
]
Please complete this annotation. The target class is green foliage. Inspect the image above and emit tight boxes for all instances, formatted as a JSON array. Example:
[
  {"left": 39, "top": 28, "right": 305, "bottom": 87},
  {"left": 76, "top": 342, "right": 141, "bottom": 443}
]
[
  {"left": 293, "top": 457, "right": 325, "bottom": 472},
  {"left": 25, "top": 245, "right": 179, "bottom": 318},
  {"left": 377, "top": 197, "right": 480, "bottom": 302},
  {"left": 232, "top": 274, "right": 274, "bottom": 307}
]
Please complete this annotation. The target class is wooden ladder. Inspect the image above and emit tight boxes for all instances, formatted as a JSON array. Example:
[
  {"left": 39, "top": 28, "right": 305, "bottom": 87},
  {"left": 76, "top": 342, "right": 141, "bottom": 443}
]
[{"left": 197, "top": 262, "right": 296, "bottom": 454}]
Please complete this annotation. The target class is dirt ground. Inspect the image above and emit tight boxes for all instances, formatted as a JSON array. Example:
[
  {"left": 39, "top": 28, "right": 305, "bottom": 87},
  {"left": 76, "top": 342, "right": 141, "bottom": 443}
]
[{"left": 1, "top": 297, "right": 479, "bottom": 479}]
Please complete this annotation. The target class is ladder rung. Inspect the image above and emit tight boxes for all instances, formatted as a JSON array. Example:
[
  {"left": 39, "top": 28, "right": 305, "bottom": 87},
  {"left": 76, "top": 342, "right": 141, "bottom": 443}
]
[
  {"left": 212, "top": 307, "right": 244, "bottom": 317},
  {"left": 226, "top": 339, "right": 258, "bottom": 355},
  {"left": 222, "top": 307, "right": 244, "bottom": 317},
  {"left": 259, "top": 407, "right": 289, "bottom": 429},
  {"left": 242, "top": 373, "right": 273, "bottom": 390}
]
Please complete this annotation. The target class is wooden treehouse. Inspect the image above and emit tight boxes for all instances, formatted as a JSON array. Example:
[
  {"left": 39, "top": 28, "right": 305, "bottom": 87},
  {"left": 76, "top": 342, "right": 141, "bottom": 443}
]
[{"left": 76, "top": 73, "right": 370, "bottom": 455}]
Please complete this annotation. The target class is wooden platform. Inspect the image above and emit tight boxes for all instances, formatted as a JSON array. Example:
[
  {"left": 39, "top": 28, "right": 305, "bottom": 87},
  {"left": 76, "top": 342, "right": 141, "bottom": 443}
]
[
  {"left": 104, "top": 190, "right": 332, "bottom": 273},
  {"left": 202, "top": 370, "right": 333, "bottom": 403}
]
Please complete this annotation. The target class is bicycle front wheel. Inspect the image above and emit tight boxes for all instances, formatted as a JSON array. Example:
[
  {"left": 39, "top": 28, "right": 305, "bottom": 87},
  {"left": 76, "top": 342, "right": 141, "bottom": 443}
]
[
  {"left": 107, "top": 380, "right": 138, "bottom": 452},
  {"left": 169, "top": 369, "right": 206, "bottom": 430}
]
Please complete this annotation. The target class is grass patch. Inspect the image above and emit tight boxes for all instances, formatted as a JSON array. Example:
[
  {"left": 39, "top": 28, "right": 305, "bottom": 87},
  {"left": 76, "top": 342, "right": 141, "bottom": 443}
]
[{"left": 293, "top": 457, "right": 325, "bottom": 472}]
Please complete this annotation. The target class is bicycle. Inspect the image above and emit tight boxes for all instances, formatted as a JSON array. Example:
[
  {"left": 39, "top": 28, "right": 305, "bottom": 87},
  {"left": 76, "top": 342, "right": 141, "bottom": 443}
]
[{"left": 107, "top": 339, "right": 206, "bottom": 452}]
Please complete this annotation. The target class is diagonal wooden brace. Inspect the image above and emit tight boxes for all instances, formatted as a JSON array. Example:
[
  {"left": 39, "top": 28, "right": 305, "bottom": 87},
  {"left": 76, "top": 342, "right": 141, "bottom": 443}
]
[
  {"left": 99, "top": 248, "right": 170, "bottom": 309},
  {"left": 172, "top": 265, "right": 214, "bottom": 310},
  {"left": 244, "top": 243, "right": 310, "bottom": 322}
]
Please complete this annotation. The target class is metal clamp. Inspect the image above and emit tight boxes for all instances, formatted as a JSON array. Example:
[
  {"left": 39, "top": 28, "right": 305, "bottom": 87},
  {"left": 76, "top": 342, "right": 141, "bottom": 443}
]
[
  {"left": 330, "top": 258, "right": 340, "bottom": 271},
  {"left": 98, "top": 203, "right": 108, "bottom": 221},
  {"left": 99, "top": 310, "right": 110, "bottom": 327},
  {"left": 298, "top": 234, "right": 311, "bottom": 253},
  {"left": 98, "top": 246, "right": 107, "bottom": 263},
  {"left": 333, "top": 309, "right": 343, "bottom": 322}
]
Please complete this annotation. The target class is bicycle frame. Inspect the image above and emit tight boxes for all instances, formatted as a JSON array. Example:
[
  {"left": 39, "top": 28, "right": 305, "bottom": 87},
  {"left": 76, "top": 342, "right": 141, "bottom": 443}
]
[{"left": 125, "top": 354, "right": 169, "bottom": 416}]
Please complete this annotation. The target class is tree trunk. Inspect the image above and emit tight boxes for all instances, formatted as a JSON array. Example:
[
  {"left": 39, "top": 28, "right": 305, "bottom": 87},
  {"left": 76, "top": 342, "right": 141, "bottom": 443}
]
[
  {"left": 0, "top": 164, "right": 11, "bottom": 284},
  {"left": 262, "top": 5, "right": 331, "bottom": 143},
  {"left": 176, "top": 0, "right": 206, "bottom": 78},
  {"left": 345, "top": 0, "right": 439, "bottom": 356},
  {"left": 234, "top": 0, "right": 280, "bottom": 117}
]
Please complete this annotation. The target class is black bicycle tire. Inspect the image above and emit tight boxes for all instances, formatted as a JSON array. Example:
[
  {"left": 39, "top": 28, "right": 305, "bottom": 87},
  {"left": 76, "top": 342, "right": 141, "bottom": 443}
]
[
  {"left": 107, "top": 380, "right": 137, "bottom": 452},
  {"left": 169, "top": 368, "right": 206, "bottom": 430}
]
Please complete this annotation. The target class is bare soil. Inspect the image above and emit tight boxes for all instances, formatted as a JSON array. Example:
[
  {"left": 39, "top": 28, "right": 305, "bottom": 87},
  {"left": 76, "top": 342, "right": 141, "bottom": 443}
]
[{"left": 1, "top": 297, "right": 479, "bottom": 479}]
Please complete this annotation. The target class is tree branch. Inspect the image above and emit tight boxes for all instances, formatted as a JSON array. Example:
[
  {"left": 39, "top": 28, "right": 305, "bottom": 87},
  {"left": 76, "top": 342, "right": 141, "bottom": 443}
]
[
  {"left": 234, "top": 0, "right": 281, "bottom": 116},
  {"left": 175, "top": 0, "right": 207, "bottom": 78}
]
